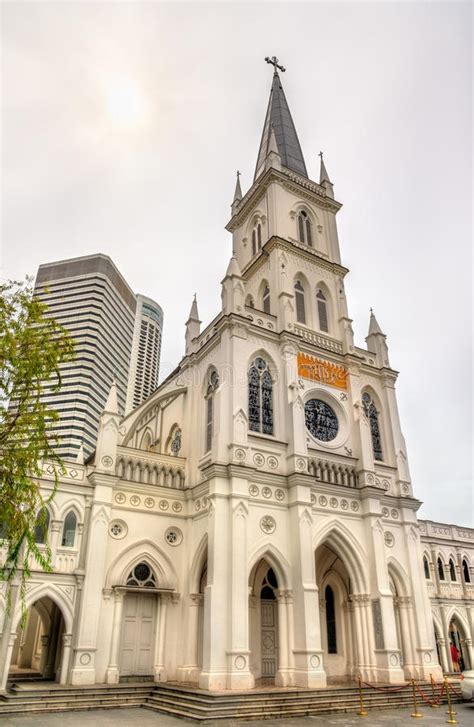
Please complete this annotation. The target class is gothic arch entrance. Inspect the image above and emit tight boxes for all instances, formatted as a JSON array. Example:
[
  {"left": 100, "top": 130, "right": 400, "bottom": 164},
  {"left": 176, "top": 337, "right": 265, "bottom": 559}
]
[
  {"left": 118, "top": 562, "right": 158, "bottom": 677},
  {"left": 448, "top": 616, "right": 470, "bottom": 671},
  {"left": 10, "top": 597, "right": 67, "bottom": 682},
  {"left": 315, "top": 542, "right": 354, "bottom": 678},
  {"left": 249, "top": 559, "right": 280, "bottom": 684}
]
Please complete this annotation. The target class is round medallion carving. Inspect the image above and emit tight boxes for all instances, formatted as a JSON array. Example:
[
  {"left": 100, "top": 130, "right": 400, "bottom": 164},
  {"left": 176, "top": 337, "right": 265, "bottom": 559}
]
[
  {"left": 367, "top": 474, "right": 375, "bottom": 484},
  {"left": 195, "top": 500, "right": 201, "bottom": 511},
  {"left": 144, "top": 497, "right": 155, "bottom": 509},
  {"left": 391, "top": 509, "right": 399, "bottom": 519},
  {"left": 165, "top": 527, "right": 183, "bottom": 547},
  {"left": 310, "top": 494, "right": 316, "bottom": 505},
  {"left": 424, "top": 652, "right": 431, "bottom": 663},
  {"left": 262, "top": 486, "right": 272, "bottom": 499},
  {"left": 109, "top": 520, "right": 127, "bottom": 539},
  {"left": 310, "top": 654, "right": 320, "bottom": 668},
  {"left": 101, "top": 456, "right": 113, "bottom": 467},
  {"left": 260, "top": 516, "right": 276, "bottom": 534},
  {"left": 130, "top": 495, "right": 141, "bottom": 506},
  {"left": 267, "top": 456, "right": 278, "bottom": 469},
  {"left": 234, "top": 655, "right": 246, "bottom": 670},
  {"left": 389, "top": 653, "right": 398, "bottom": 666},
  {"left": 249, "top": 485, "right": 259, "bottom": 497},
  {"left": 296, "top": 458, "right": 306, "bottom": 471},
  {"left": 350, "top": 501, "right": 359, "bottom": 512},
  {"left": 330, "top": 497, "right": 338, "bottom": 508},
  {"left": 172, "top": 501, "right": 183, "bottom": 512},
  {"left": 114, "top": 492, "right": 126, "bottom": 504},
  {"left": 253, "top": 453, "right": 265, "bottom": 467},
  {"left": 80, "top": 653, "right": 91, "bottom": 665},
  {"left": 159, "top": 500, "right": 169, "bottom": 511},
  {"left": 275, "top": 489, "right": 285, "bottom": 501},
  {"left": 319, "top": 496, "right": 328, "bottom": 507},
  {"left": 401, "top": 484, "right": 409, "bottom": 494},
  {"left": 340, "top": 499, "right": 348, "bottom": 510},
  {"left": 235, "top": 448, "right": 246, "bottom": 461},
  {"left": 382, "top": 507, "right": 390, "bottom": 518},
  {"left": 382, "top": 479, "right": 390, "bottom": 491},
  {"left": 384, "top": 531, "right": 395, "bottom": 548}
]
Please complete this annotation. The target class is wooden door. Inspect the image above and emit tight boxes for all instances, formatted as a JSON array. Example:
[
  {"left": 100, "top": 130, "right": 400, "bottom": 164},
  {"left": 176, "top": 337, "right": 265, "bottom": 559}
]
[
  {"left": 119, "top": 593, "right": 156, "bottom": 676},
  {"left": 261, "top": 600, "right": 277, "bottom": 678}
]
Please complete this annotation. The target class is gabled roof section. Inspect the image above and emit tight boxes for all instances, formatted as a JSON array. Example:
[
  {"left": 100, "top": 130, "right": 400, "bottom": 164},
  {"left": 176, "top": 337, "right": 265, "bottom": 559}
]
[{"left": 254, "top": 71, "right": 308, "bottom": 181}]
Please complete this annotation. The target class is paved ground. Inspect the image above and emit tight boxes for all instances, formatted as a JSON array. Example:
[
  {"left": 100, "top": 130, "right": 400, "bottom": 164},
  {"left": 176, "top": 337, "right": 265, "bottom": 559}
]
[{"left": 0, "top": 703, "right": 473, "bottom": 727}]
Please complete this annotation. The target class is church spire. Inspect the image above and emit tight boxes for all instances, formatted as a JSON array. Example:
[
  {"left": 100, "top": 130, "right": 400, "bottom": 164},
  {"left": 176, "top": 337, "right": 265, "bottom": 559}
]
[
  {"left": 231, "top": 171, "right": 242, "bottom": 215},
  {"left": 368, "top": 308, "right": 384, "bottom": 336},
  {"left": 319, "top": 151, "right": 331, "bottom": 184},
  {"left": 254, "top": 58, "right": 308, "bottom": 181}
]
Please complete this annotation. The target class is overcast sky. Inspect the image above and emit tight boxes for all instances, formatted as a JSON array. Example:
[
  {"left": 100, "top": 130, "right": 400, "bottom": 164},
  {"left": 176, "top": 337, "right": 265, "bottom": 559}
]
[{"left": 1, "top": 1, "right": 472, "bottom": 526}]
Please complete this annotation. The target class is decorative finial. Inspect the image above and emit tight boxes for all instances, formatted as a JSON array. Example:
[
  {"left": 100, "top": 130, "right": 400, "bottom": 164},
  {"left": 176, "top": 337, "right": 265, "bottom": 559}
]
[
  {"left": 265, "top": 56, "right": 286, "bottom": 74},
  {"left": 370, "top": 307, "right": 373, "bottom": 314},
  {"left": 319, "top": 151, "right": 323, "bottom": 159},
  {"left": 236, "top": 170, "right": 241, "bottom": 179}
]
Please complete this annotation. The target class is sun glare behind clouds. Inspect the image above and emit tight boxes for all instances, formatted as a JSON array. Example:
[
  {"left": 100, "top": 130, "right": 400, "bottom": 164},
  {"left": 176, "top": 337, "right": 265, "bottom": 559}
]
[{"left": 105, "top": 78, "right": 146, "bottom": 126}]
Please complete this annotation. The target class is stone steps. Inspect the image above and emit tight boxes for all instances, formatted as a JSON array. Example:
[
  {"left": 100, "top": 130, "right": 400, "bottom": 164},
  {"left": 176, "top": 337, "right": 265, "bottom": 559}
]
[{"left": 0, "top": 681, "right": 461, "bottom": 720}]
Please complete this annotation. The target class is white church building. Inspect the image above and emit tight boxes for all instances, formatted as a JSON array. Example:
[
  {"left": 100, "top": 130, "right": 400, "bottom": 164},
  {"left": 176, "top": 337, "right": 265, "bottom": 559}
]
[{"left": 1, "top": 61, "right": 473, "bottom": 693}]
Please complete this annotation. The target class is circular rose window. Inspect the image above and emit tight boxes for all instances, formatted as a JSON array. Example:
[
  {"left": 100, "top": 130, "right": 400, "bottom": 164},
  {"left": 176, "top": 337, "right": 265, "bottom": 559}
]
[{"left": 305, "top": 399, "right": 339, "bottom": 442}]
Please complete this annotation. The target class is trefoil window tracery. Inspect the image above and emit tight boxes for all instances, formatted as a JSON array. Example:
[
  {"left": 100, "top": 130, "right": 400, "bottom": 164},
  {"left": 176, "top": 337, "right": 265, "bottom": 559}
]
[
  {"left": 205, "top": 370, "right": 219, "bottom": 452},
  {"left": 248, "top": 357, "right": 273, "bottom": 435},
  {"left": 362, "top": 391, "right": 383, "bottom": 461},
  {"left": 126, "top": 562, "right": 157, "bottom": 588},
  {"left": 297, "top": 210, "right": 312, "bottom": 246}
]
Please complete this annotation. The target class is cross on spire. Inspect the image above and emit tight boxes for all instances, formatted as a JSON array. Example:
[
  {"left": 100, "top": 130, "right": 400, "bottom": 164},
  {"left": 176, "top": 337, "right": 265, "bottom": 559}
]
[
  {"left": 265, "top": 56, "right": 286, "bottom": 74},
  {"left": 319, "top": 151, "right": 323, "bottom": 159}
]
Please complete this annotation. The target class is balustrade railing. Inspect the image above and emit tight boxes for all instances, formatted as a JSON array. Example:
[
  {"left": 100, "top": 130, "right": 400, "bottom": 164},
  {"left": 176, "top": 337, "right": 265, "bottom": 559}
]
[
  {"left": 116, "top": 447, "right": 185, "bottom": 489},
  {"left": 308, "top": 458, "right": 358, "bottom": 488},
  {"left": 294, "top": 325, "right": 343, "bottom": 354}
]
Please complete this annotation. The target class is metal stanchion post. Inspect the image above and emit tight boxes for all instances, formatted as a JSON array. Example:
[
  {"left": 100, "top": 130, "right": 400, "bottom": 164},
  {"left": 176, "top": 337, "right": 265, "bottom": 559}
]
[
  {"left": 445, "top": 677, "right": 458, "bottom": 725},
  {"left": 357, "top": 675, "right": 368, "bottom": 717},
  {"left": 410, "top": 678, "right": 423, "bottom": 718},
  {"left": 430, "top": 673, "right": 440, "bottom": 708}
]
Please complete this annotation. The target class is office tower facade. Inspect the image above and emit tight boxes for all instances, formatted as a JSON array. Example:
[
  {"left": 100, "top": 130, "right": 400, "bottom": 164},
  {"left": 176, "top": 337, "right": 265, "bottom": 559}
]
[
  {"left": 126, "top": 295, "right": 164, "bottom": 414},
  {"left": 34, "top": 254, "right": 162, "bottom": 460}
]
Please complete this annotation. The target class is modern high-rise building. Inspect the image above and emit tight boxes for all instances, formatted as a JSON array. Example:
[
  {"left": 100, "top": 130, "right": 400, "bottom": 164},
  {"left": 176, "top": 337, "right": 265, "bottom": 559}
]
[{"left": 34, "top": 254, "right": 163, "bottom": 460}]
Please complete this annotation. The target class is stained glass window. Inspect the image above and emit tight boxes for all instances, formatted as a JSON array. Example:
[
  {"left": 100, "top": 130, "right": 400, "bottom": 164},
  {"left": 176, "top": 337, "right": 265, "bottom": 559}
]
[
  {"left": 316, "top": 289, "right": 329, "bottom": 333},
  {"left": 305, "top": 399, "right": 338, "bottom": 442},
  {"left": 205, "top": 370, "right": 219, "bottom": 451},
  {"left": 294, "top": 280, "right": 306, "bottom": 324},
  {"left": 362, "top": 392, "right": 383, "bottom": 461},
  {"left": 463, "top": 559, "right": 471, "bottom": 583},
  {"left": 62, "top": 511, "right": 77, "bottom": 547},
  {"left": 171, "top": 428, "right": 182, "bottom": 456},
  {"left": 34, "top": 507, "right": 50, "bottom": 544},
  {"left": 126, "top": 562, "right": 157, "bottom": 588},
  {"left": 325, "top": 585, "right": 337, "bottom": 653},
  {"left": 248, "top": 357, "right": 273, "bottom": 435},
  {"left": 449, "top": 559, "right": 456, "bottom": 581},
  {"left": 252, "top": 223, "right": 262, "bottom": 256},
  {"left": 297, "top": 211, "right": 312, "bottom": 246},
  {"left": 438, "top": 557, "right": 445, "bottom": 581},
  {"left": 423, "top": 556, "right": 430, "bottom": 579}
]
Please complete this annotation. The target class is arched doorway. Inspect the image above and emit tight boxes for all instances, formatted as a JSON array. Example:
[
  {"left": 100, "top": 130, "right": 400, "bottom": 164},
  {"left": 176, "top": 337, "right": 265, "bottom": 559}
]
[
  {"left": 449, "top": 617, "right": 470, "bottom": 671},
  {"left": 119, "top": 562, "right": 158, "bottom": 677},
  {"left": 10, "top": 597, "right": 66, "bottom": 682},
  {"left": 249, "top": 559, "right": 280, "bottom": 684},
  {"left": 315, "top": 543, "right": 353, "bottom": 679}
]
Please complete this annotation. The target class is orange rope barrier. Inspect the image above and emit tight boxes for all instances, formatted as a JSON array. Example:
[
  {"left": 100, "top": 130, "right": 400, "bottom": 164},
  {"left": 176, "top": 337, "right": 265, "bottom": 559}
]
[
  {"left": 361, "top": 680, "right": 411, "bottom": 693},
  {"left": 415, "top": 680, "right": 445, "bottom": 707}
]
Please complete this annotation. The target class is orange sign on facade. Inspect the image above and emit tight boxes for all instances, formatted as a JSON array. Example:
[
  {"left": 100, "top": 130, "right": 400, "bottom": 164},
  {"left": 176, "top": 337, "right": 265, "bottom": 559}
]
[{"left": 297, "top": 352, "right": 348, "bottom": 391}]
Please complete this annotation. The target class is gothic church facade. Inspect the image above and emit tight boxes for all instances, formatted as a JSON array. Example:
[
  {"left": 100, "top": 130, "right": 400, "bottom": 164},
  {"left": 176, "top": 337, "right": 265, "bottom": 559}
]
[{"left": 1, "top": 65, "right": 473, "bottom": 692}]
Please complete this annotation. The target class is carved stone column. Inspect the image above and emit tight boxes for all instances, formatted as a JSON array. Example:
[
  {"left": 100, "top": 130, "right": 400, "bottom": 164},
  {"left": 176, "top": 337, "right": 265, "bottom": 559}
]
[
  {"left": 275, "top": 590, "right": 290, "bottom": 686},
  {"left": 59, "top": 633, "right": 72, "bottom": 684},
  {"left": 154, "top": 593, "right": 170, "bottom": 681},
  {"left": 105, "top": 589, "right": 125, "bottom": 684},
  {"left": 177, "top": 593, "right": 202, "bottom": 682}
]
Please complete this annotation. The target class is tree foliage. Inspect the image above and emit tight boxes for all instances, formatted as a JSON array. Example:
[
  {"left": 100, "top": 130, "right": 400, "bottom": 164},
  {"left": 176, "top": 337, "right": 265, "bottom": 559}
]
[{"left": 0, "top": 279, "right": 74, "bottom": 592}]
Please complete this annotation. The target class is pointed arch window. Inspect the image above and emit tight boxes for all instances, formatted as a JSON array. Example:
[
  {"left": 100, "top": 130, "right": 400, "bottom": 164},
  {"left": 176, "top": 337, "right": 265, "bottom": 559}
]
[
  {"left": 34, "top": 507, "right": 50, "bottom": 544},
  {"left": 262, "top": 285, "right": 270, "bottom": 314},
  {"left": 205, "top": 370, "right": 219, "bottom": 452},
  {"left": 325, "top": 585, "right": 337, "bottom": 653},
  {"left": 248, "top": 357, "right": 273, "bottom": 435},
  {"left": 61, "top": 511, "right": 77, "bottom": 547},
  {"left": 462, "top": 559, "right": 471, "bottom": 583},
  {"left": 294, "top": 280, "right": 306, "bottom": 324},
  {"left": 449, "top": 558, "right": 457, "bottom": 581},
  {"left": 362, "top": 391, "right": 383, "bottom": 461},
  {"left": 126, "top": 562, "right": 157, "bottom": 588},
  {"left": 297, "top": 210, "right": 312, "bottom": 246},
  {"left": 252, "top": 222, "right": 262, "bottom": 256},
  {"left": 437, "top": 557, "right": 445, "bottom": 581},
  {"left": 423, "top": 556, "right": 430, "bottom": 579},
  {"left": 316, "top": 289, "right": 329, "bottom": 332}
]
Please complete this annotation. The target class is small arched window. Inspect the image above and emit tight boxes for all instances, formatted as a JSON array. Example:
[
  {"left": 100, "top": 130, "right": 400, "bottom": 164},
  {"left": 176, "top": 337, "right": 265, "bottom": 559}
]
[
  {"left": 316, "top": 289, "right": 329, "bottom": 332},
  {"left": 437, "top": 557, "right": 445, "bottom": 581},
  {"left": 325, "top": 585, "right": 337, "bottom": 653},
  {"left": 362, "top": 391, "right": 383, "bottom": 461},
  {"left": 262, "top": 285, "right": 270, "bottom": 314},
  {"left": 449, "top": 558, "right": 456, "bottom": 581},
  {"left": 252, "top": 222, "right": 262, "bottom": 256},
  {"left": 297, "top": 210, "right": 312, "bottom": 246},
  {"left": 205, "top": 370, "right": 219, "bottom": 452},
  {"left": 462, "top": 559, "right": 471, "bottom": 583},
  {"left": 61, "top": 511, "right": 77, "bottom": 547},
  {"left": 34, "top": 507, "right": 50, "bottom": 544},
  {"left": 294, "top": 280, "right": 306, "bottom": 324},
  {"left": 126, "top": 562, "right": 157, "bottom": 588},
  {"left": 248, "top": 357, "right": 273, "bottom": 435},
  {"left": 423, "top": 556, "right": 430, "bottom": 580}
]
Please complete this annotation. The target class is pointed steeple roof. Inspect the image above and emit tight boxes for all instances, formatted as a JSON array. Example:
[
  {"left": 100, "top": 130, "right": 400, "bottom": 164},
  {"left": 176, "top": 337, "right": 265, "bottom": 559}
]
[
  {"left": 225, "top": 255, "right": 242, "bottom": 278},
  {"left": 233, "top": 172, "right": 242, "bottom": 204},
  {"left": 104, "top": 378, "right": 118, "bottom": 414},
  {"left": 319, "top": 151, "right": 332, "bottom": 184},
  {"left": 368, "top": 309, "right": 384, "bottom": 336},
  {"left": 187, "top": 294, "right": 200, "bottom": 322},
  {"left": 254, "top": 71, "right": 307, "bottom": 180}
]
